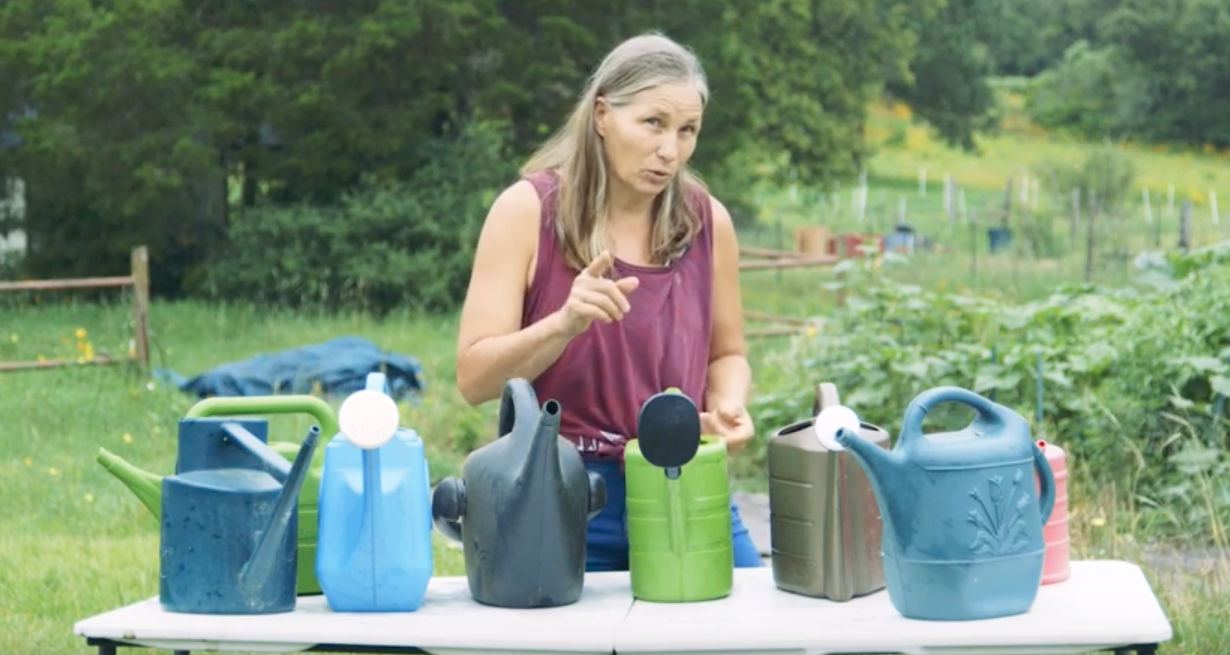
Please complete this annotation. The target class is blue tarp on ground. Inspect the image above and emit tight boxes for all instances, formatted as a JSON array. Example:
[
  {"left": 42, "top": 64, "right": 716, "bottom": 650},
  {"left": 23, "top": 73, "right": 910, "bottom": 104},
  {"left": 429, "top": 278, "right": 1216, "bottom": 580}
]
[{"left": 155, "top": 336, "right": 425, "bottom": 402}]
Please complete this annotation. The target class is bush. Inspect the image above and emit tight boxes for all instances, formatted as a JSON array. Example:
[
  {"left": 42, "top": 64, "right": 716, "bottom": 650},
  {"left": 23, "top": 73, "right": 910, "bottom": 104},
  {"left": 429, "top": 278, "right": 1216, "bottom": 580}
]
[
  {"left": 203, "top": 119, "right": 516, "bottom": 315},
  {"left": 1025, "top": 41, "right": 1150, "bottom": 140}
]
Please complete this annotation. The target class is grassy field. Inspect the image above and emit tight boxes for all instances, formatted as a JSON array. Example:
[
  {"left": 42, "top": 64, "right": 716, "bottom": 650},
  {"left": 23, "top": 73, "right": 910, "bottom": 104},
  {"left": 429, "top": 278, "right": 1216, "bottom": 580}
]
[
  {"left": 741, "top": 94, "right": 1229, "bottom": 305},
  {"left": 3, "top": 94, "right": 1229, "bottom": 653}
]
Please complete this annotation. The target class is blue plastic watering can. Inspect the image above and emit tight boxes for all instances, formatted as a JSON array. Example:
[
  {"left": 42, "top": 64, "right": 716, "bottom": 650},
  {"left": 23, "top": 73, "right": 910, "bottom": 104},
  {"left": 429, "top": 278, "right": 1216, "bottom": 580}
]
[
  {"left": 316, "top": 373, "right": 434, "bottom": 612},
  {"left": 832, "top": 386, "right": 1056, "bottom": 621}
]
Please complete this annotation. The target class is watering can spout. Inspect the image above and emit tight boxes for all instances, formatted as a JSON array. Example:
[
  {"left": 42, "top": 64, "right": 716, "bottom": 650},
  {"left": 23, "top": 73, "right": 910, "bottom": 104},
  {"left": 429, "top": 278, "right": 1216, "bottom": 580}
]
[
  {"left": 524, "top": 399, "right": 562, "bottom": 483},
  {"left": 835, "top": 426, "right": 905, "bottom": 485},
  {"left": 239, "top": 425, "right": 322, "bottom": 595},
  {"left": 495, "top": 378, "right": 558, "bottom": 487},
  {"left": 95, "top": 447, "right": 163, "bottom": 519}
]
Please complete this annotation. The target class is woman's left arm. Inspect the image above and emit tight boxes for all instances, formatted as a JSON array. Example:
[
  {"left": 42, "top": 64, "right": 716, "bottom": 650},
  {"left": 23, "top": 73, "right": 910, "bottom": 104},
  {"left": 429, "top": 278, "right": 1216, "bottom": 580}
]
[{"left": 703, "top": 195, "right": 755, "bottom": 452}]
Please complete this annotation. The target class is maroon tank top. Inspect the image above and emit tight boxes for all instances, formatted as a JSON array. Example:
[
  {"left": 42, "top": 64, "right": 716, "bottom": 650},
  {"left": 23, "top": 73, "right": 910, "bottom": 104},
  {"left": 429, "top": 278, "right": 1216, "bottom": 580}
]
[{"left": 520, "top": 169, "right": 714, "bottom": 461}]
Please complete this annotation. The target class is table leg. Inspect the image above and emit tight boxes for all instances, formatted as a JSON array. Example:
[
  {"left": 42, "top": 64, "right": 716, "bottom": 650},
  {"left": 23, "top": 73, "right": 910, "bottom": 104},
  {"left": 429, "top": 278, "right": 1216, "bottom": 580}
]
[{"left": 1112, "top": 645, "right": 1158, "bottom": 655}]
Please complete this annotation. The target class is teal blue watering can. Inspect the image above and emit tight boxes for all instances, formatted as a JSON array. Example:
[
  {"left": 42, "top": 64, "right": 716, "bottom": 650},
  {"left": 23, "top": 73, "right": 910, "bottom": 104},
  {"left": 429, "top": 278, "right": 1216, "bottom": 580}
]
[{"left": 830, "top": 386, "right": 1055, "bottom": 621}]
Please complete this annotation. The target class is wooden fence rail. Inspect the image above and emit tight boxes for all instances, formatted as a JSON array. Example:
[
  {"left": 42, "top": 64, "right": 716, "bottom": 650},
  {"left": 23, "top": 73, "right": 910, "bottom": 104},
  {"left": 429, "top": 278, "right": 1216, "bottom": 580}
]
[
  {"left": 0, "top": 245, "right": 150, "bottom": 374},
  {"left": 738, "top": 237, "right": 838, "bottom": 338}
]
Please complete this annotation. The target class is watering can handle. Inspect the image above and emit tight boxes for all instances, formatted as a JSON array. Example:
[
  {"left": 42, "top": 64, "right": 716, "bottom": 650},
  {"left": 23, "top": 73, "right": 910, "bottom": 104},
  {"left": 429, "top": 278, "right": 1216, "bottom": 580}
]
[
  {"left": 898, "top": 386, "right": 1003, "bottom": 451},
  {"left": 812, "top": 382, "right": 842, "bottom": 416},
  {"left": 1032, "top": 441, "right": 1056, "bottom": 525},
  {"left": 497, "top": 378, "right": 540, "bottom": 440},
  {"left": 431, "top": 477, "right": 466, "bottom": 543},
  {"left": 365, "top": 373, "right": 391, "bottom": 395},
  {"left": 185, "top": 395, "right": 340, "bottom": 439}
]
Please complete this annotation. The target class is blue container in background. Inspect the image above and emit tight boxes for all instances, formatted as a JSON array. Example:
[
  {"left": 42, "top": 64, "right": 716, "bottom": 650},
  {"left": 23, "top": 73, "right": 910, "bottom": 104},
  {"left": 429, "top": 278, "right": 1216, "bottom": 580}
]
[{"left": 988, "top": 227, "right": 1013, "bottom": 253}]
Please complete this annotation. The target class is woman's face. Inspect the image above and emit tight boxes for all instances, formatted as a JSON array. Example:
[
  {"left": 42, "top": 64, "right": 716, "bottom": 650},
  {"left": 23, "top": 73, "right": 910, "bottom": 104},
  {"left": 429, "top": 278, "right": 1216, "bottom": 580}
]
[{"left": 594, "top": 81, "right": 704, "bottom": 201}]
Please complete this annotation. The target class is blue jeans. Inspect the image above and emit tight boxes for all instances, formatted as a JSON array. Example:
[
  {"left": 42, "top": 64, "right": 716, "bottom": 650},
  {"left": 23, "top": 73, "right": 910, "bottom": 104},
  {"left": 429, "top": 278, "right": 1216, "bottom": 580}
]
[{"left": 583, "top": 459, "right": 764, "bottom": 572}]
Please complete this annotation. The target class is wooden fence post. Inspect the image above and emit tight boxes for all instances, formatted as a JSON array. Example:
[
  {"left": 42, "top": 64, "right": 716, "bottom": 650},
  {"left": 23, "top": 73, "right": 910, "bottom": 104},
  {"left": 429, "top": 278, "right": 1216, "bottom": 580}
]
[
  {"left": 1179, "top": 199, "right": 1192, "bottom": 252},
  {"left": 1084, "top": 202, "right": 1097, "bottom": 283},
  {"left": 131, "top": 246, "right": 150, "bottom": 371},
  {"left": 1070, "top": 188, "right": 1081, "bottom": 246}
]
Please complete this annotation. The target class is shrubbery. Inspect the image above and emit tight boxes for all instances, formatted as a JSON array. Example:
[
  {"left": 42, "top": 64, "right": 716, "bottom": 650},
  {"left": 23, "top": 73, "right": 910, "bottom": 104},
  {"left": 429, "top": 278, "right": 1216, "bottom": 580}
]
[
  {"left": 202, "top": 120, "right": 516, "bottom": 315},
  {"left": 1025, "top": 41, "right": 1150, "bottom": 141},
  {"left": 749, "top": 245, "right": 1230, "bottom": 543}
]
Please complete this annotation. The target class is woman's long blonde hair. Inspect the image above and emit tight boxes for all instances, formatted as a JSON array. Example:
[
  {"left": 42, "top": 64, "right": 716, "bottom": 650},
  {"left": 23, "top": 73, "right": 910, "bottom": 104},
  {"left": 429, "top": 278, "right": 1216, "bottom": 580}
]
[{"left": 520, "top": 32, "right": 710, "bottom": 271}]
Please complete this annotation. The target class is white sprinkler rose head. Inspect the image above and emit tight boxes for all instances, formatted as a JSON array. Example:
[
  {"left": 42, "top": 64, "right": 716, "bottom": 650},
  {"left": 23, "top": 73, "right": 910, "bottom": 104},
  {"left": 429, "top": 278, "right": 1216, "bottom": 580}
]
[
  {"left": 813, "top": 404, "right": 861, "bottom": 452},
  {"left": 338, "top": 389, "right": 401, "bottom": 450}
]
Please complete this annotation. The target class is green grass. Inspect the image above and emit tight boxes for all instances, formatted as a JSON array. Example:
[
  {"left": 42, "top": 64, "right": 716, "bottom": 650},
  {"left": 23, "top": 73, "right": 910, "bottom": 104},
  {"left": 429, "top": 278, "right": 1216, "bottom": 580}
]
[
  {"left": 867, "top": 93, "right": 1230, "bottom": 201},
  {"left": 740, "top": 93, "right": 1228, "bottom": 307}
]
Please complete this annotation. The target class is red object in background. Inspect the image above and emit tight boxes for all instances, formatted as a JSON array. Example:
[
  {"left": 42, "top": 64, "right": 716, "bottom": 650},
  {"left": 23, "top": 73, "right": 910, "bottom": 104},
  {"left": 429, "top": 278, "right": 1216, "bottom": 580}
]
[{"left": 827, "top": 234, "right": 885, "bottom": 257}]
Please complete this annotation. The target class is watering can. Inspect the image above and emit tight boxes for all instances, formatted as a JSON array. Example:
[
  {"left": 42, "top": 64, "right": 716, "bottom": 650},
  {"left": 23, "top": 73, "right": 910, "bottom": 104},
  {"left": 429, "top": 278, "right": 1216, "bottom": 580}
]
[
  {"left": 96, "top": 395, "right": 339, "bottom": 595},
  {"left": 625, "top": 388, "right": 733, "bottom": 602},
  {"left": 766, "top": 382, "right": 887, "bottom": 601},
  {"left": 1036, "top": 439, "right": 1071, "bottom": 584},
  {"left": 831, "top": 386, "right": 1056, "bottom": 621},
  {"left": 1031, "top": 353, "right": 1071, "bottom": 585},
  {"left": 431, "top": 378, "right": 606, "bottom": 608},
  {"left": 159, "top": 416, "right": 321, "bottom": 614},
  {"left": 317, "top": 373, "right": 434, "bottom": 612}
]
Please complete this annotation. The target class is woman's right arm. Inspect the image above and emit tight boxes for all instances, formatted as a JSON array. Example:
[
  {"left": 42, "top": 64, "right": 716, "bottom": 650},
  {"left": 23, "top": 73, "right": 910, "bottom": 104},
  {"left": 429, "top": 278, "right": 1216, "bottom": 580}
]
[{"left": 454, "top": 181, "right": 575, "bottom": 406}]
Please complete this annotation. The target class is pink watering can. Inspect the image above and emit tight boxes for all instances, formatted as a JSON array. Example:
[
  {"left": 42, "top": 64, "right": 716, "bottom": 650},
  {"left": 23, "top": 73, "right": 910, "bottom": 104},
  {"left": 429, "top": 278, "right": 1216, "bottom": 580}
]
[
  {"left": 1032, "top": 352, "right": 1070, "bottom": 585},
  {"left": 1036, "top": 439, "right": 1070, "bottom": 584}
]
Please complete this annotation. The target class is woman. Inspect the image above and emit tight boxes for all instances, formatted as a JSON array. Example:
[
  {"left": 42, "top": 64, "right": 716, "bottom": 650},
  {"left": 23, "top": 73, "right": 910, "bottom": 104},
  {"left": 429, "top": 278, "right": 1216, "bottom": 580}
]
[{"left": 454, "top": 32, "right": 762, "bottom": 571}]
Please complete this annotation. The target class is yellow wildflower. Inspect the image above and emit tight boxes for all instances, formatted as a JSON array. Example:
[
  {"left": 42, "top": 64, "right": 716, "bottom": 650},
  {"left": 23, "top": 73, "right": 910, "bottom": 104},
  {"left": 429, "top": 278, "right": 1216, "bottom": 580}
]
[
  {"left": 123, "top": 433, "right": 133, "bottom": 444},
  {"left": 48, "top": 467, "right": 60, "bottom": 476},
  {"left": 23, "top": 457, "right": 32, "bottom": 466},
  {"left": 75, "top": 328, "right": 86, "bottom": 339},
  {"left": 84, "top": 493, "right": 95, "bottom": 503}
]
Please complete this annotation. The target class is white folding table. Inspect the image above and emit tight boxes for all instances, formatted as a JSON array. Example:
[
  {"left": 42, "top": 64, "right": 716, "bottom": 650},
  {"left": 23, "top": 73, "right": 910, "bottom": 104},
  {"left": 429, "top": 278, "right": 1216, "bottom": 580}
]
[
  {"left": 615, "top": 560, "right": 1172, "bottom": 655},
  {"left": 74, "top": 572, "right": 635, "bottom": 655},
  {"left": 74, "top": 560, "right": 1173, "bottom": 655}
]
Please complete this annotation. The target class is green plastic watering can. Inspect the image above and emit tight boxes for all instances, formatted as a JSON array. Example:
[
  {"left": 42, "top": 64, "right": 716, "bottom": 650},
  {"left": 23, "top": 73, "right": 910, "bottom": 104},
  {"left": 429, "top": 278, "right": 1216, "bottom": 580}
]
[
  {"left": 96, "top": 395, "right": 339, "bottom": 596},
  {"left": 624, "top": 388, "right": 733, "bottom": 602}
]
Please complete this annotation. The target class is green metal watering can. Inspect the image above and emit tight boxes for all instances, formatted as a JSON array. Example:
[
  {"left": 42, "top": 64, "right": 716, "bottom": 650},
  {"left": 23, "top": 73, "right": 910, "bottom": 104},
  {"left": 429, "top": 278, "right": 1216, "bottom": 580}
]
[{"left": 95, "top": 395, "right": 339, "bottom": 596}]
